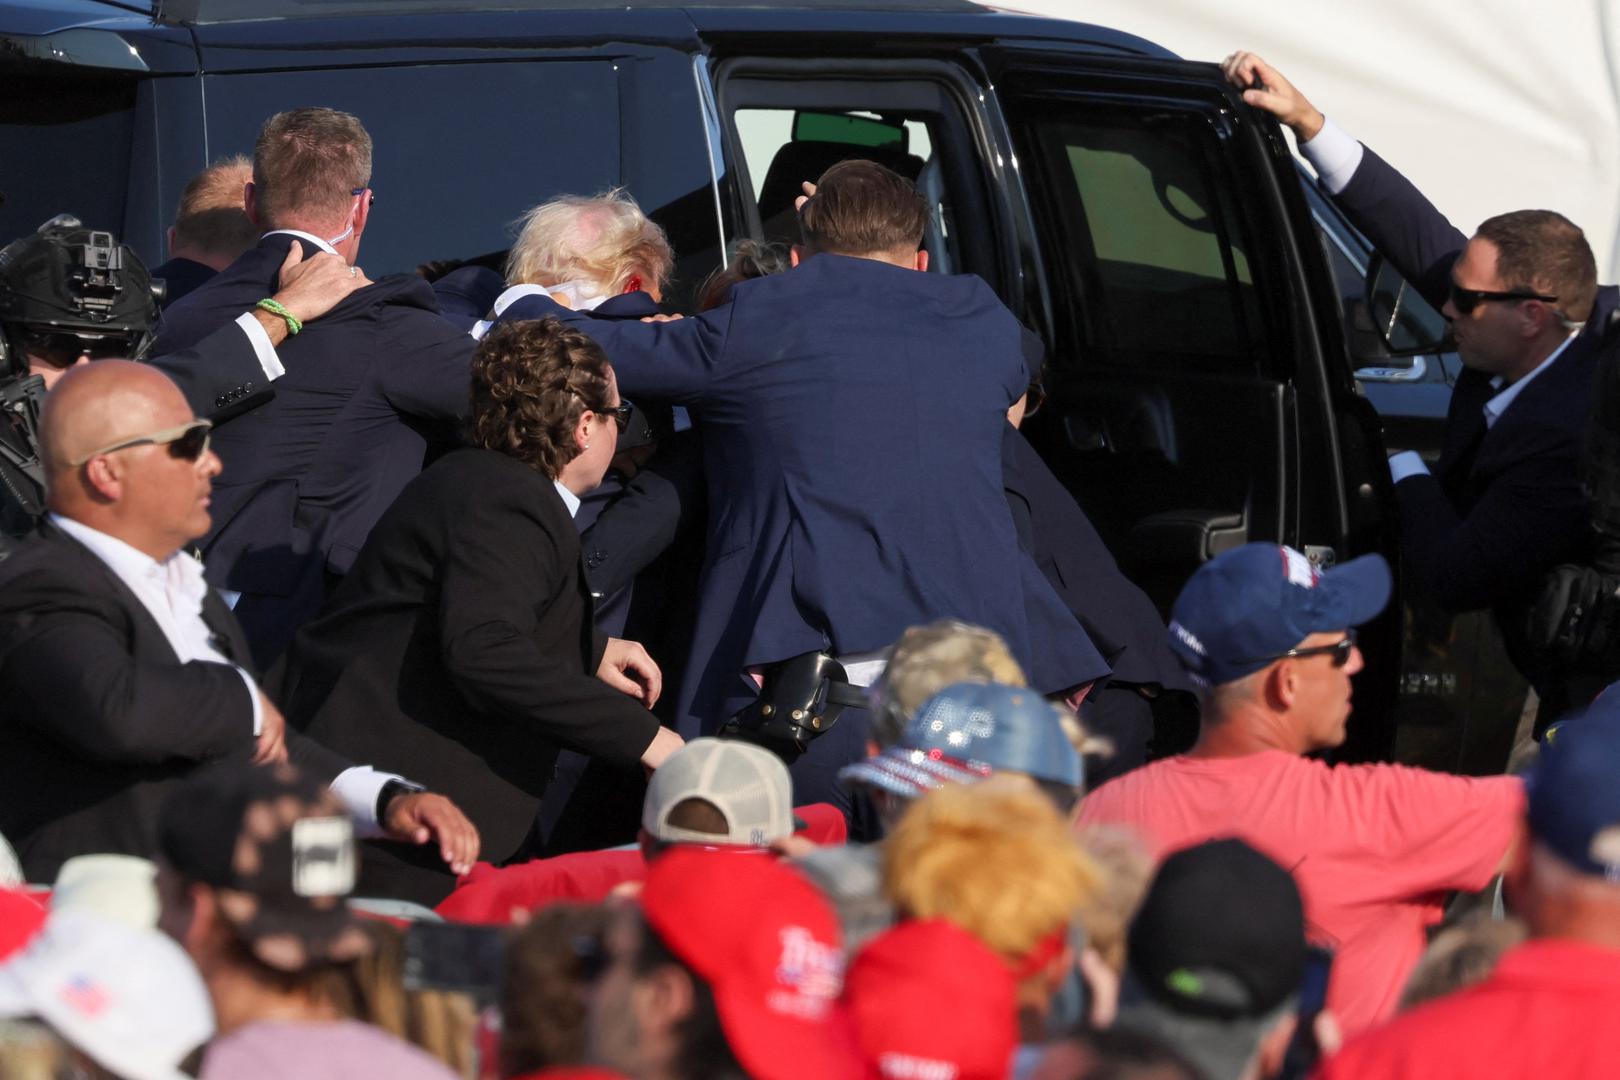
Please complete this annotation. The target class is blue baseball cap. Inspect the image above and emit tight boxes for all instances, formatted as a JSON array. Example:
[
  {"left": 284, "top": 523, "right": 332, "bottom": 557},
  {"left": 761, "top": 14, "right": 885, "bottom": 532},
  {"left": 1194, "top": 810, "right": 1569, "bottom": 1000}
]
[
  {"left": 1529, "top": 682, "right": 1620, "bottom": 878},
  {"left": 1167, "top": 543, "right": 1391, "bottom": 688},
  {"left": 838, "top": 681, "right": 1082, "bottom": 798}
]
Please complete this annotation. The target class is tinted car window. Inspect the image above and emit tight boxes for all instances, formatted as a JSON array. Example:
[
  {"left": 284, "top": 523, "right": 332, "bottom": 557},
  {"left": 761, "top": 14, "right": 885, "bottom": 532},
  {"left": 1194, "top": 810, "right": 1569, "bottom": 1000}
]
[
  {"left": 201, "top": 62, "right": 622, "bottom": 276},
  {"left": 1029, "top": 112, "right": 1270, "bottom": 374},
  {"left": 0, "top": 74, "right": 136, "bottom": 244}
]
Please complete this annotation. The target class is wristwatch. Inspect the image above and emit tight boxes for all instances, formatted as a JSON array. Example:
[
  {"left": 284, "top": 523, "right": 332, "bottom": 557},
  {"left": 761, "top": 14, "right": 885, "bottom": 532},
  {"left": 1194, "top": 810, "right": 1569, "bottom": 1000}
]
[{"left": 375, "top": 778, "right": 426, "bottom": 822}]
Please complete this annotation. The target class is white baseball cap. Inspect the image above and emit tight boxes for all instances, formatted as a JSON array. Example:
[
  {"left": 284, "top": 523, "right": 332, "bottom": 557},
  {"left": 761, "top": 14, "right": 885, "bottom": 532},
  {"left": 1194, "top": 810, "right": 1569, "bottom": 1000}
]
[
  {"left": 0, "top": 910, "right": 214, "bottom": 1080},
  {"left": 643, "top": 737, "right": 796, "bottom": 847},
  {"left": 51, "top": 855, "right": 159, "bottom": 929}
]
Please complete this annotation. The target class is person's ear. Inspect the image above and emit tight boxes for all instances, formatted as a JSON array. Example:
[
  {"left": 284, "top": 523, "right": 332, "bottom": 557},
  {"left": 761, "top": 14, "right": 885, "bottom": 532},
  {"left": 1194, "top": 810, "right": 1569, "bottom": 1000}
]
[
  {"left": 914, "top": 249, "right": 929, "bottom": 273},
  {"left": 243, "top": 182, "right": 263, "bottom": 229},
  {"left": 82, "top": 455, "right": 123, "bottom": 503},
  {"left": 352, "top": 188, "right": 371, "bottom": 239},
  {"left": 790, "top": 245, "right": 806, "bottom": 269},
  {"left": 574, "top": 409, "right": 595, "bottom": 453},
  {"left": 166, "top": 225, "right": 178, "bottom": 256},
  {"left": 1261, "top": 660, "right": 1293, "bottom": 711}
]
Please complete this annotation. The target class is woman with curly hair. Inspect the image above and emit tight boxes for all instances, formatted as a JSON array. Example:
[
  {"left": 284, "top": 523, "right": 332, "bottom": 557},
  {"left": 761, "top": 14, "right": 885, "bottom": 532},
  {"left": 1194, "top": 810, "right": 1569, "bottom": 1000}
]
[{"left": 279, "top": 317, "right": 685, "bottom": 905}]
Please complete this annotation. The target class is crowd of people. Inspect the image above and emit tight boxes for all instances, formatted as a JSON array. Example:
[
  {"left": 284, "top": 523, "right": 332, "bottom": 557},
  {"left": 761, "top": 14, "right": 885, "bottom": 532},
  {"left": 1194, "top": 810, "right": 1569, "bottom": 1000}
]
[{"left": 0, "top": 45, "right": 1618, "bottom": 1080}]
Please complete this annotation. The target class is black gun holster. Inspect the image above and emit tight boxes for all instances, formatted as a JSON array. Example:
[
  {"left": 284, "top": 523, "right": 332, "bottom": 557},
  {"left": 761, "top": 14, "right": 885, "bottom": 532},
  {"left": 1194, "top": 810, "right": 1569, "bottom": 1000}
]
[{"left": 720, "top": 650, "right": 869, "bottom": 764}]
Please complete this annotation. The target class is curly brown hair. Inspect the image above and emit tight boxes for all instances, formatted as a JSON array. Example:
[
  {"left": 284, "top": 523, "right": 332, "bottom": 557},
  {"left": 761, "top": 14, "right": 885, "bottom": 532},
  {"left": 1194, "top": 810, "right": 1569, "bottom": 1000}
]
[{"left": 468, "top": 317, "right": 615, "bottom": 479}]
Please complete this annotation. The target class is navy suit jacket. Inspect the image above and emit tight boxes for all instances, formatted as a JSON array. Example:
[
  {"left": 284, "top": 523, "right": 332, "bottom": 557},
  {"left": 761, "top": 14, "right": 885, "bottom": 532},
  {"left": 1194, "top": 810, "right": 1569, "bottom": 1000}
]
[
  {"left": 151, "top": 257, "right": 217, "bottom": 309},
  {"left": 1334, "top": 147, "right": 1607, "bottom": 620},
  {"left": 153, "top": 234, "right": 474, "bottom": 663},
  {"left": 431, "top": 265, "right": 506, "bottom": 333},
  {"left": 501, "top": 254, "right": 1109, "bottom": 733}
]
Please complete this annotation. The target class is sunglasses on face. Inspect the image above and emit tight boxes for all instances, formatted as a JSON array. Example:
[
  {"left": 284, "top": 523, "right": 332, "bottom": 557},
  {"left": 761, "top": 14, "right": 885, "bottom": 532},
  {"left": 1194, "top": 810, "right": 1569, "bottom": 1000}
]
[
  {"left": 597, "top": 401, "right": 633, "bottom": 432},
  {"left": 69, "top": 420, "right": 213, "bottom": 467},
  {"left": 1448, "top": 283, "right": 1558, "bottom": 316},
  {"left": 1243, "top": 629, "right": 1358, "bottom": 669}
]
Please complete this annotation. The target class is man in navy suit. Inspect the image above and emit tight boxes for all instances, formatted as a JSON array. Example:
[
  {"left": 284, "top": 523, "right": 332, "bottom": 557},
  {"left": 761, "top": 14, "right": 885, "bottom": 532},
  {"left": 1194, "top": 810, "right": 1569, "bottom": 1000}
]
[
  {"left": 149, "top": 156, "right": 258, "bottom": 309},
  {"left": 153, "top": 107, "right": 474, "bottom": 667},
  {"left": 1225, "top": 53, "right": 1616, "bottom": 711},
  {"left": 499, "top": 160, "right": 1109, "bottom": 813}
]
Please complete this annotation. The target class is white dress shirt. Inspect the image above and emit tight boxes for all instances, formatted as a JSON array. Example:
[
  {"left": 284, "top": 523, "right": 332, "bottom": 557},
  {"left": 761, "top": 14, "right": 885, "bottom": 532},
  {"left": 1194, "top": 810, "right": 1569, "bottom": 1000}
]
[
  {"left": 50, "top": 514, "right": 397, "bottom": 832},
  {"left": 554, "top": 480, "right": 581, "bottom": 518}
]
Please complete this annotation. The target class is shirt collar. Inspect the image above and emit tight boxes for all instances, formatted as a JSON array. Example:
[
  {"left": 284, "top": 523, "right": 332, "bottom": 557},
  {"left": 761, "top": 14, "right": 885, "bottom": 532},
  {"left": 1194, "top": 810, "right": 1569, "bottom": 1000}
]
[
  {"left": 262, "top": 229, "right": 341, "bottom": 258},
  {"left": 49, "top": 513, "right": 164, "bottom": 580},
  {"left": 553, "top": 480, "right": 581, "bottom": 518},
  {"left": 1484, "top": 330, "right": 1578, "bottom": 427}
]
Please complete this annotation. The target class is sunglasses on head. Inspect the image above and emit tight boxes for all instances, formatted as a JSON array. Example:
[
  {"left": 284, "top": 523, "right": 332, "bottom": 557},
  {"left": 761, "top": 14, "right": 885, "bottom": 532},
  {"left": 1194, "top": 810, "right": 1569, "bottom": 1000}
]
[
  {"left": 1243, "top": 628, "right": 1358, "bottom": 669},
  {"left": 1448, "top": 283, "right": 1558, "bottom": 316},
  {"left": 69, "top": 420, "right": 212, "bottom": 468}
]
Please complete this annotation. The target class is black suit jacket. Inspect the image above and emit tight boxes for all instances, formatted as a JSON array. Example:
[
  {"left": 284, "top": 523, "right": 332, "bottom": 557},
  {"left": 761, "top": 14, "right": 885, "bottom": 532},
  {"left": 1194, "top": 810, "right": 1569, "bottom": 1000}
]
[
  {"left": 153, "top": 233, "right": 475, "bottom": 666},
  {"left": 278, "top": 449, "right": 662, "bottom": 900},
  {"left": 1333, "top": 147, "right": 1605, "bottom": 626},
  {"left": 0, "top": 521, "right": 345, "bottom": 882}
]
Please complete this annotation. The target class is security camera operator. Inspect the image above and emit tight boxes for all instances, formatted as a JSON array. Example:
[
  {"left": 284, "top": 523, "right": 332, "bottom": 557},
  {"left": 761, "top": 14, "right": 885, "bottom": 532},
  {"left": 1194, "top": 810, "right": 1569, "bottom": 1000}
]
[{"left": 0, "top": 214, "right": 367, "bottom": 549}]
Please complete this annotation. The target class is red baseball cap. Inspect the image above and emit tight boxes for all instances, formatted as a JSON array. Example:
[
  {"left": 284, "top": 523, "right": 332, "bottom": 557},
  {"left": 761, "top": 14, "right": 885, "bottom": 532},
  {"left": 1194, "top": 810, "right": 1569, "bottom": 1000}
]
[
  {"left": 0, "top": 889, "right": 46, "bottom": 961},
  {"left": 844, "top": 919, "right": 1018, "bottom": 1080},
  {"left": 640, "top": 848, "right": 861, "bottom": 1080}
]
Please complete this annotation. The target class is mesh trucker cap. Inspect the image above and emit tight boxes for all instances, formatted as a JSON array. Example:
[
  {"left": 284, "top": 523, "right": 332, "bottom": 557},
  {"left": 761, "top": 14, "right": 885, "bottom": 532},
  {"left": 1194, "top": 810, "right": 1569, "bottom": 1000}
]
[
  {"left": 158, "top": 762, "right": 371, "bottom": 973},
  {"left": 643, "top": 737, "right": 797, "bottom": 846},
  {"left": 840, "top": 681, "right": 1082, "bottom": 798},
  {"left": 1166, "top": 543, "right": 1390, "bottom": 687}
]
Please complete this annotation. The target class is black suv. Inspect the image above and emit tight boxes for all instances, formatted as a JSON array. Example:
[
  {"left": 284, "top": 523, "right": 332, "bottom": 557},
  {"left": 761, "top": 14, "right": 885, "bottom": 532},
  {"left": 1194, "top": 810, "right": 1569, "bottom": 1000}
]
[{"left": 5, "top": 0, "right": 1481, "bottom": 764}]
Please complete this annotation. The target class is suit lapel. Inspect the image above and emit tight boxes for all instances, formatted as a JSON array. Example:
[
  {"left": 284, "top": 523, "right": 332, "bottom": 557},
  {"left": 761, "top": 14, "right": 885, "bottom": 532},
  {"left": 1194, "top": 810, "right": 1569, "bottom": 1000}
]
[{"left": 37, "top": 522, "right": 185, "bottom": 665}]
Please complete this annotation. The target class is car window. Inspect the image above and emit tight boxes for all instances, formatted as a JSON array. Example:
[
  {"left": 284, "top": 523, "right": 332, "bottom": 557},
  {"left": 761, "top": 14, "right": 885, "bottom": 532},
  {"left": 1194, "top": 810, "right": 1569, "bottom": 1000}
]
[
  {"left": 0, "top": 74, "right": 137, "bottom": 244},
  {"left": 1027, "top": 112, "right": 1272, "bottom": 374},
  {"left": 201, "top": 62, "right": 624, "bottom": 277},
  {"left": 732, "top": 105, "right": 961, "bottom": 274}
]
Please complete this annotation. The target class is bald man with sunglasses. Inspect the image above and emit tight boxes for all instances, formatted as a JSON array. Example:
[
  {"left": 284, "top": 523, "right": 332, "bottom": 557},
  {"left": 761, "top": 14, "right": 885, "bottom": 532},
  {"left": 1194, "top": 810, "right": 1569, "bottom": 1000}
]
[
  {"left": 0, "top": 361, "right": 480, "bottom": 885},
  {"left": 1079, "top": 543, "right": 1524, "bottom": 1038},
  {"left": 1222, "top": 53, "right": 1618, "bottom": 715}
]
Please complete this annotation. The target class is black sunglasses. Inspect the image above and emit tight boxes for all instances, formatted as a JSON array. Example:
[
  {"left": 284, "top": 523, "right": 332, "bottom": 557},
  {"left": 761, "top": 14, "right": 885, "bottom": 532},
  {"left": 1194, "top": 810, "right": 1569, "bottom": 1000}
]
[
  {"left": 1244, "top": 629, "right": 1358, "bottom": 669},
  {"left": 69, "top": 420, "right": 213, "bottom": 467},
  {"left": 1448, "top": 283, "right": 1558, "bottom": 316},
  {"left": 597, "top": 401, "right": 634, "bottom": 432},
  {"left": 350, "top": 187, "right": 376, "bottom": 207}
]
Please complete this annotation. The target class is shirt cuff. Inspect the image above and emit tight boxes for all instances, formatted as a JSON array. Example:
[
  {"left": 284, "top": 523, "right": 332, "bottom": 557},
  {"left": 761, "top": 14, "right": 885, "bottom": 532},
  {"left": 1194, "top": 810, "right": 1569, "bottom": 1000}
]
[
  {"left": 235, "top": 310, "right": 286, "bottom": 381},
  {"left": 1388, "top": 450, "right": 1432, "bottom": 484},
  {"left": 330, "top": 765, "right": 411, "bottom": 837},
  {"left": 1298, "top": 116, "right": 1364, "bottom": 195},
  {"left": 234, "top": 667, "right": 263, "bottom": 736}
]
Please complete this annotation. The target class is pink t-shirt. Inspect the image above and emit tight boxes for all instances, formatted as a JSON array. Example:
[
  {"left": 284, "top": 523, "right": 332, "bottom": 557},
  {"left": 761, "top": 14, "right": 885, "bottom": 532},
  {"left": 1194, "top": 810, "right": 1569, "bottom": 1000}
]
[{"left": 1077, "top": 751, "right": 1524, "bottom": 1035}]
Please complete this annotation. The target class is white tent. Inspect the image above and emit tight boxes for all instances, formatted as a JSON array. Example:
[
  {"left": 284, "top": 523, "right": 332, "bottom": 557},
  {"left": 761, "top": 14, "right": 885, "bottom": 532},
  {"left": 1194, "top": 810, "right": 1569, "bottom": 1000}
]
[{"left": 987, "top": 0, "right": 1620, "bottom": 281}]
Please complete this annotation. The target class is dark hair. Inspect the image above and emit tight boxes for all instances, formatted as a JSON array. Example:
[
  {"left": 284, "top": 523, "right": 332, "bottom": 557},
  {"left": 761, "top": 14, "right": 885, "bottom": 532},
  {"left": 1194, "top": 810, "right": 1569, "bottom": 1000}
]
[
  {"left": 697, "top": 239, "right": 790, "bottom": 311},
  {"left": 172, "top": 155, "right": 258, "bottom": 259},
  {"left": 1045, "top": 1026, "right": 1207, "bottom": 1080},
  {"left": 636, "top": 924, "right": 748, "bottom": 1080},
  {"left": 663, "top": 797, "right": 730, "bottom": 836},
  {"left": 797, "top": 159, "right": 929, "bottom": 257},
  {"left": 252, "top": 107, "right": 373, "bottom": 228},
  {"left": 468, "top": 317, "right": 615, "bottom": 479},
  {"left": 1474, "top": 209, "right": 1598, "bottom": 324},
  {"left": 501, "top": 904, "right": 612, "bottom": 1076}
]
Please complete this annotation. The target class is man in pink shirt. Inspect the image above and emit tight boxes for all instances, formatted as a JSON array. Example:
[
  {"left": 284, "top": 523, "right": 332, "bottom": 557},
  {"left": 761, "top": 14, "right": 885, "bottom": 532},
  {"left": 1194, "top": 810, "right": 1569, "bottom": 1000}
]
[{"left": 1078, "top": 543, "right": 1523, "bottom": 1035}]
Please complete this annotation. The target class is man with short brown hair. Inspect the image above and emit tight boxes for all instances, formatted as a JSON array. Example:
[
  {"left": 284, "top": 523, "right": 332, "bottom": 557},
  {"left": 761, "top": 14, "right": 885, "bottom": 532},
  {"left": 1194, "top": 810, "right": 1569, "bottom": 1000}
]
[
  {"left": 497, "top": 159, "right": 1108, "bottom": 826},
  {"left": 152, "top": 156, "right": 258, "bottom": 307},
  {"left": 153, "top": 106, "right": 476, "bottom": 667}
]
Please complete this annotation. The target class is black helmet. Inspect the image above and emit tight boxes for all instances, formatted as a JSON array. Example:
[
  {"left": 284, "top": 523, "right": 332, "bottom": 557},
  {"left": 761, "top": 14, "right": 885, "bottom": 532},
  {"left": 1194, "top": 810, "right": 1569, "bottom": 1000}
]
[{"left": 0, "top": 215, "right": 161, "bottom": 374}]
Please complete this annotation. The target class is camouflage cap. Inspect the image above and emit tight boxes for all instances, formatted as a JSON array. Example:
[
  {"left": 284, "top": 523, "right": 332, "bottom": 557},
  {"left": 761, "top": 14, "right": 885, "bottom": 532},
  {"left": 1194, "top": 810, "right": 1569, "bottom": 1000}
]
[{"left": 158, "top": 762, "right": 372, "bottom": 973}]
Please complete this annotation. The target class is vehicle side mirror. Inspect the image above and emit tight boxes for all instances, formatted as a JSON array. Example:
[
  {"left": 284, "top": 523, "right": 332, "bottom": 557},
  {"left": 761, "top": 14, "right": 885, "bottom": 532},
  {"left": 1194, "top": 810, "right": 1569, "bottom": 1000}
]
[{"left": 1363, "top": 252, "right": 1451, "bottom": 356}]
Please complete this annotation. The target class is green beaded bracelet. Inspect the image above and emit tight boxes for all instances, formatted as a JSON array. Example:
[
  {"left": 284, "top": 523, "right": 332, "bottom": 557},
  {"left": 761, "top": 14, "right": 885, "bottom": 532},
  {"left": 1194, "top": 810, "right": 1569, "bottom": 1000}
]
[{"left": 255, "top": 297, "right": 302, "bottom": 335}]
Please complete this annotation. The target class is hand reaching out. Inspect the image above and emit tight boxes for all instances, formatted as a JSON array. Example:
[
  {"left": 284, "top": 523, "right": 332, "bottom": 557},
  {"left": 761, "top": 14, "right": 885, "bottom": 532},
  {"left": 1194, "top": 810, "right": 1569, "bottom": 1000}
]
[
  {"left": 382, "top": 791, "right": 480, "bottom": 876},
  {"left": 1220, "top": 52, "right": 1325, "bottom": 142},
  {"left": 597, "top": 637, "right": 663, "bottom": 707}
]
